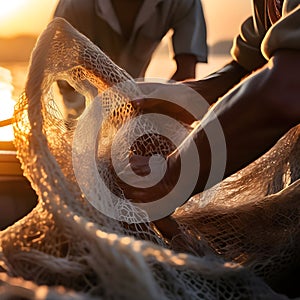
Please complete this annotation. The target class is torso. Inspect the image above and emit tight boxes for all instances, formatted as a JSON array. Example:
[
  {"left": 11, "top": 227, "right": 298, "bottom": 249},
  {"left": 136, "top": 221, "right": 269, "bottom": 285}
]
[{"left": 111, "top": 0, "right": 144, "bottom": 39}]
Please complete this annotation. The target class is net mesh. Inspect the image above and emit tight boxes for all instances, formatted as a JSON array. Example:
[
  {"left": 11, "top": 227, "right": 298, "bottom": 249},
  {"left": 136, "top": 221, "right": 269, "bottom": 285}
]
[{"left": 0, "top": 18, "right": 299, "bottom": 299}]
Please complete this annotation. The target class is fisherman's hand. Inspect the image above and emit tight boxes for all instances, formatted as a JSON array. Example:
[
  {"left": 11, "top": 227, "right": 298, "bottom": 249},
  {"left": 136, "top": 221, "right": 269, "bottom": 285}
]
[
  {"left": 117, "top": 152, "right": 180, "bottom": 205},
  {"left": 116, "top": 152, "right": 183, "bottom": 239}
]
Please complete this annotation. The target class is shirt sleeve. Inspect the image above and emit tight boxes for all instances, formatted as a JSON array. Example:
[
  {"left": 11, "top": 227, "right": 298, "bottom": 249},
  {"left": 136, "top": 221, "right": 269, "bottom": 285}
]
[
  {"left": 53, "top": 0, "right": 95, "bottom": 40},
  {"left": 230, "top": 0, "right": 268, "bottom": 71},
  {"left": 171, "top": 0, "right": 208, "bottom": 63},
  {"left": 262, "top": 1, "right": 300, "bottom": 60},
  {"left": 53, "top": 0, "right": 75, "bottom": 21}
]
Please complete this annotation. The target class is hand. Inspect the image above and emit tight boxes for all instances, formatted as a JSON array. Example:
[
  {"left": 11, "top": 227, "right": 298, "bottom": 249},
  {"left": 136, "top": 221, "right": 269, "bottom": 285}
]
[
  {"left": 117, "top": 153, "right": 181, "bottom": 204},
  {"left": 116, "top": 153, "right": 183, "bottom": 239}
]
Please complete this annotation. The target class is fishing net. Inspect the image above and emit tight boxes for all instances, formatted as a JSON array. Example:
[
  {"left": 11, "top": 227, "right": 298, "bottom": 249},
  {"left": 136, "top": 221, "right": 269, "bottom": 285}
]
[{"left": 0, "top": 18, "right": 299, "bottom": 299}]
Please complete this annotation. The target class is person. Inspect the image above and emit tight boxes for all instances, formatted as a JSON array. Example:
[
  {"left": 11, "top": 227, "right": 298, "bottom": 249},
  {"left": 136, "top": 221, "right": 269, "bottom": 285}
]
[
  {"left": 121, "top": 0, "right": 300, "bottom": 239},
  {"left": 53, "top": 0, "right": 207, "bottom": 120},
  {"left": 53, "top": 0, "right": 208, "bottom": 81},
  {"left": 3, "top": 0, "right": 299, "bottom": 233}
]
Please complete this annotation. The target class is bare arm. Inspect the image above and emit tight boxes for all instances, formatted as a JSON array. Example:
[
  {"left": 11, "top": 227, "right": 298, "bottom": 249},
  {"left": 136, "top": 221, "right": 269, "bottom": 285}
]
[
  {"left": 178, "top": 49, "right": 300, "bottom": 195},
  {"left": 184, "top": 60, "right": 250, "bottom": 105},
  {"left": 126, "top": 49, "right": 300, "bottom": 201},
  {"left": 160, "top": 49, "right": 300, "bottom": 239},
  {"left": 171, "top": 54, "right": 197, "bottom": 81},
  {"left": 121, "top": 49, "right": 300, "bottom": 239}
]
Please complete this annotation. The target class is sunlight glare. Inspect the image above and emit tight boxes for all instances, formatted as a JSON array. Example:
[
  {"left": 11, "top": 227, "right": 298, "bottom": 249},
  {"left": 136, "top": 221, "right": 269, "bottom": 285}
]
[
  {"left": 0, "top": 0, "right": 27, "bottom": 21},
  {"left": 0, "top": 67, "right": 15, "bottom": 141}
]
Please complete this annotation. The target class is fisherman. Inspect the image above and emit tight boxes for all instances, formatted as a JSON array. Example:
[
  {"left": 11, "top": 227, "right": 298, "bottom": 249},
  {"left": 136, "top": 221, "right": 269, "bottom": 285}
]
[
  {"left": 121, "top": 0, "right": 300, "bottom": 239},
  {"left": 54, "top": 0, "right": 208, "bottom": 80},
  {"left": 53, "top": 0, "right": 208, "bottom": 120}
]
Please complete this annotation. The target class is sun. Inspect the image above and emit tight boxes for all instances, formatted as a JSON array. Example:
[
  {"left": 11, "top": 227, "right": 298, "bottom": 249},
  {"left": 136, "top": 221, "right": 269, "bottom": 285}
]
[{"left": 0, "top": 0, "right": 27, "bottom": 21}]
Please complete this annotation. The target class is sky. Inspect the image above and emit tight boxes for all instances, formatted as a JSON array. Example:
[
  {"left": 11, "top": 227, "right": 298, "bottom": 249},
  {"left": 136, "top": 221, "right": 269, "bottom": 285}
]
[{"left": 0, "top": 0, "right": 252, "bottom": 43}]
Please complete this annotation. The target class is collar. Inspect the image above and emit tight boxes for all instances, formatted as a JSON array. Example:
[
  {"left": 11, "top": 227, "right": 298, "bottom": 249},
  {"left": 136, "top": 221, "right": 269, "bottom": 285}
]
[
  {"left": 96, "top": 0, "right": 163, "bottom": 36},
  {"left": 96, "top": 0, "right": 121, "bottom": 34},
  {"left": 133, "top": 0, "right": 163, "bottom": 34}
]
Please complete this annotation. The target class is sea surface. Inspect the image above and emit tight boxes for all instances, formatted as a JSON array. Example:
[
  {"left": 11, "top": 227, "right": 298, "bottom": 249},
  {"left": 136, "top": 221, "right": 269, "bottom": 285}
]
[{"left": 0, "top": 62, "right": 29, "bottom": 100}]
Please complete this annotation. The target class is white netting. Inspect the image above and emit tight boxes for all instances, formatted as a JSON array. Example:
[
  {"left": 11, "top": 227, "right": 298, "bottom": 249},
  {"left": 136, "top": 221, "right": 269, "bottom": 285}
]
[{"left": 0, "top": 18, "right": 299, "bottom": 299}]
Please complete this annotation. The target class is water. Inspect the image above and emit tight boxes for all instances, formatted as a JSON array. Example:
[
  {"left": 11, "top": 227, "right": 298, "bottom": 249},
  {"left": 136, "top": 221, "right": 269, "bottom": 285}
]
[
  {"left": 0, "top": 62, "right": 28, "bottom": 99},
  {"left": 0, "top": 66, "right": 17, "bottom": 141}
]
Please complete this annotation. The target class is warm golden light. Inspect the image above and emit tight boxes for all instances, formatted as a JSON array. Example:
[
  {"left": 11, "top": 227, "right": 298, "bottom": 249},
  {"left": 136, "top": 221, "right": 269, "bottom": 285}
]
[
  {"left": 0, "top": 0, "right": 59, "bottom": 38},
  {"left": 0, "top": 67, "right": 15, "bottom": 141},
  {"left": 0, "top": 0, "right": 26, "bottom": 21}
]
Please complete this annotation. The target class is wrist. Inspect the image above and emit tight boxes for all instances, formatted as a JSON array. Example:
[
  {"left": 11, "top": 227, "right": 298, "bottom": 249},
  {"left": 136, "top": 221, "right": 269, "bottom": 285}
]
[{"left": 172, "top": 54, "right": 197, "bottom": 81}]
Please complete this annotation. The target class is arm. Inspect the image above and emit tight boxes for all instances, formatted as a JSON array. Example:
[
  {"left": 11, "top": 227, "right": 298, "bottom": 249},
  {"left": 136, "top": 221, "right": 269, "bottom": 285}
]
[
  {"left": 171, "top": 54, "right": 197, "bottom": 81},
  {"left": 182, "top": 0, "right": 270, "bottom": 104},
  {"left": 122, "top": 2, "right": 300, "bottom": 238},
  {"left": 173, "top": 1, "right": 300, "bottom": 119},
  {"left": 124, "top": 49, "right": 300, "bottom": 204},
  {"left": 123, "top": 49, "right": 300, "bottom": 239},
  {"left": 170, "top": 0, "right": 207, "bottom": 81},
  {"left": 177, "top": 49, "right": 300, "bottom": 195},
  {"left": 184, "top": 60, "right": 250, "bottom": 105},
  {"left": 189, "top": 0, "right": 300, "bottom": 191}
]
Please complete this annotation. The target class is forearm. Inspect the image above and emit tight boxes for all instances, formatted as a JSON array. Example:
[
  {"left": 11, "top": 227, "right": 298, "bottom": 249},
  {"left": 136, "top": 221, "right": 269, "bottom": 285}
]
[
  {"left": 171, "top": 54, "right": 197, "bottom": 81},
  {"left": 178, "top": 50, "right": 300, "bottom": 195},
  {"left": 184, "top": 60, "right": 250, "bottom": 105}
]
